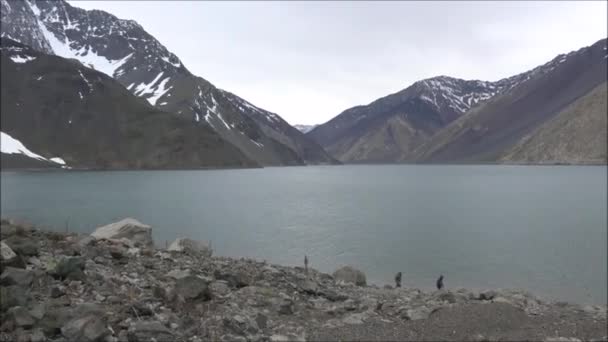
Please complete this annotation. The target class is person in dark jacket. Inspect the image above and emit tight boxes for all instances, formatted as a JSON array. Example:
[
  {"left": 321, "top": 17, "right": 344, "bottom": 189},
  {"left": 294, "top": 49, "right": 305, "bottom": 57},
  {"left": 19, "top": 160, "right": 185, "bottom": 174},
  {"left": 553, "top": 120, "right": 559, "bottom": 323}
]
[
  {"left": 394, "top": 272, "right": 402, "bottom": 288},
  {"left": 436, "top": 275, "right": 444, "bottom": 290}
]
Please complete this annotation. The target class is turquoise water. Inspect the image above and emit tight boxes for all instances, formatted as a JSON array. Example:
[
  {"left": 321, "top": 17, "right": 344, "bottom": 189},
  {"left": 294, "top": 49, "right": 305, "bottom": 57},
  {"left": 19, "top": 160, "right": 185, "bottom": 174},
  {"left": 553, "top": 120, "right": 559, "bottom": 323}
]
[{"left": 1, "top": 165, "right": 606, "bottom": 304}]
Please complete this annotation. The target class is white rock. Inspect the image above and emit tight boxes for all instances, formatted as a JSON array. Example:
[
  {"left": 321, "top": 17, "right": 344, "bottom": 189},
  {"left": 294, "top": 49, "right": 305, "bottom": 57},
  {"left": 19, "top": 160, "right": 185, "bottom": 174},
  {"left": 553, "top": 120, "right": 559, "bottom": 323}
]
[
  {"left": 1, "top": 241, "right": 17, "bottom": 261},
  {"left": 167, "top": 238, "right": 212, "bottom": 257},
  {"left": 91, "top": 218, "right": 153, "bottom": 248}
]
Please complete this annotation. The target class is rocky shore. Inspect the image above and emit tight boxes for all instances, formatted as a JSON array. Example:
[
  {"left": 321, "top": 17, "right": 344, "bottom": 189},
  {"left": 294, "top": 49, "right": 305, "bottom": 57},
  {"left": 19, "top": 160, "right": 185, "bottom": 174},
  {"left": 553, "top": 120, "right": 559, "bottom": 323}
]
[{"left": 0, "top": 218, "right": 606, "bottom": 342}]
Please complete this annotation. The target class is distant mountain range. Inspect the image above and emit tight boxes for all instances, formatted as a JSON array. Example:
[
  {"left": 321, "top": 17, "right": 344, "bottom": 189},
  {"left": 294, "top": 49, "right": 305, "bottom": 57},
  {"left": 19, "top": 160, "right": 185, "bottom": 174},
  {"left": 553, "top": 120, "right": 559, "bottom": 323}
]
[
  {"left": 1, "top": 0, "right": 605, "bottom": 168},
  {"left": 294, "top": 124, "right": 318, "bottom": 134},
  {"left": 308, "top": 39, "right": 607, "bottom": 165},
  {"left": 1, "top": 0, "right": 336, "bottom": 168}
]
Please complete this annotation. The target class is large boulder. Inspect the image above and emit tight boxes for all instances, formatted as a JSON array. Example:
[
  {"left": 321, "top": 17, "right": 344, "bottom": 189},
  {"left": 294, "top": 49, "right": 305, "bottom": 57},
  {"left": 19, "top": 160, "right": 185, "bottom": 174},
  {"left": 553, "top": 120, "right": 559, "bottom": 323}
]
[
  {"left": 173, "top": 275, "right": 212, "bottom": 301},
  {"left": 50, "top": 257, "right": 86, "bottom": 281},
  {"left": 332, "top": 266, "right": 367, "bottom": 286},
  {"left": 91, "top": 218, "right": 153, "bottom": 248},
  {"left": 167, "top": 238, "right": 212, "bottom": 257},
  {"left": 0, "top": 285, "right": 31, "bottom": 312},
  {"left": 61, "top": 315, "right": 110, "bottom": 342},
  {"left": 0, "top": 241, "right": 25, "bottom": 270},
  {"left": 0, "top": 267, "right": 34, "bottom": 287},
  {"left": 3, "top": 237, "right": 39, "bottom": 257}
]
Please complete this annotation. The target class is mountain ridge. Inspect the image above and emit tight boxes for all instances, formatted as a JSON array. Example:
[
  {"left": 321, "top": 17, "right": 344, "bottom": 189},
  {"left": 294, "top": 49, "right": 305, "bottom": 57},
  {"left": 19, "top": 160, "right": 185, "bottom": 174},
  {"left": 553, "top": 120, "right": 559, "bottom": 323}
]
[
  {"left": 1, "top": 37, "right": 257, "bottom": 169},
  {"left": 1, "top": 0, "right": 336, "bottom": 166},
  {"left": 307, "top": 38, "right": 607, "bottom": 164}
]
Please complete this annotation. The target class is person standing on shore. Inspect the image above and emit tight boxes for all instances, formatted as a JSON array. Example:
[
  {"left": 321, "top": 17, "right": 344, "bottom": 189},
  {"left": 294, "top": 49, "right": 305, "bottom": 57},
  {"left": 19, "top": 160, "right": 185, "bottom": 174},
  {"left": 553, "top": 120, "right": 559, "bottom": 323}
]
[
  {"left": 436, "top": 275, "right": 444, "bottom": 290},
  {"left": 304, "top": 255, "right": 308, "bottom": 274},
  {"left": 395, "top": 272, "right": 402, "bottom": 288}
]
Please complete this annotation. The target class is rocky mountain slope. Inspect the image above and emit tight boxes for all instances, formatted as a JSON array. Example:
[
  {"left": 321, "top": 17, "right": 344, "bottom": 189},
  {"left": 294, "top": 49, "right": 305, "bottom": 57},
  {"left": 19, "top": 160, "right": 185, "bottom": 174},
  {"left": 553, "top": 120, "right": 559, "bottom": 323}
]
[
  {"left": 1, "top": 218, "right": 606, "bottom": 342},
  {"left": 0, "top": 0, "right": 335, "bottom": 166},
  {"left": 308, "top": 39, "right": 608, "bottom": 164},
  {"left": 307, "top": 74, "right": 531, "bottom": 163},
  {"left": 412, "top": 39, "right": 607, "bottom": 164},
  {"left": 1, "top": 38, "right": 256, "bottom": 169},
  {"left": 501, "top": 82, "right": 607, "bottom": 165}
]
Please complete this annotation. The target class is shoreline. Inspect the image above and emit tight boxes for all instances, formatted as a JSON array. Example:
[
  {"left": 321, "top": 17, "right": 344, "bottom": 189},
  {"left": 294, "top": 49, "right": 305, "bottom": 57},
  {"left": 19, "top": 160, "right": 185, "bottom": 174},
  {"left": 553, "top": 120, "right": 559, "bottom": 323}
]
[
  {"left": 1, "top": 161, "right": 606, "bottom": 172},
  {"left": 1, "top": 218, "right": 606, "bottom": 341}
]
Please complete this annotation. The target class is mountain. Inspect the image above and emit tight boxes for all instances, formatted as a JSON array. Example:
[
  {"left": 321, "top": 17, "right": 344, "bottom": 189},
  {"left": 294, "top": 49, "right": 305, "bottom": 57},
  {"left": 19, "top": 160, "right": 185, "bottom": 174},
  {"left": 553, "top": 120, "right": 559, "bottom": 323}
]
[
  {"left": 412, "top": 38, "right": 607, "bottom": 164},
  {"left": 308, "top": 39, "right": 607, "bottom": 164},
  {"left": 1, "top": 38, "right": 256, "bottom": 169},
  {"left": 0, "top": 0, "right": 335, "bottom": 166},
  {"left": 307, "top": 73, "right": 532, "bottom": 163},
  {"left": 294, "top": 124, "right": 318, "bottom": 134},
  {"left": 500, "top": 82, "right": 607, "bottom": 165}
]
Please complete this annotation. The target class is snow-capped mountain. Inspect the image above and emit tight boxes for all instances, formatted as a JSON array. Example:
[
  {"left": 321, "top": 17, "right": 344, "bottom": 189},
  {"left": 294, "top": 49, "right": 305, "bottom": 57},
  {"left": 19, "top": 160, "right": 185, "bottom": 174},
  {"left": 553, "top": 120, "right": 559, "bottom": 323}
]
[
  {"left": 1, "top": 0, "right": 335, "bottom": 166},
  {"left": 294, "top": 124, "right": 318, "bottom": 133},
  {"left": 1, "top": 37, "right": 256, "bottom": 169},
  {"left": 307, "top": 38, "right": 607, "bottom": 163}
]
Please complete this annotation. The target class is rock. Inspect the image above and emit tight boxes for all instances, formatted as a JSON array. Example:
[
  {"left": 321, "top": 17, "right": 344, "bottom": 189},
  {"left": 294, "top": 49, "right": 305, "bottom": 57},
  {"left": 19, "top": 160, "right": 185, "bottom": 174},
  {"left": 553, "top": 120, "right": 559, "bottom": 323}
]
[
  {"left": 223, "top": 315, "right": 258, "bottom": 336},
  {"left": 165, "top": 269, "right": 191, "bottom": 280},
  {"left": 332, "top": 266, "right": 366, "bottom": 286},
  {"left": 29, "top": 329, "right": 47, "bottom": 342},
  {"left": 214, "top": 270, "right": 250, "bottom": 289},
  {"left": 402, "top": 307, "right": 432, "bottom": 320},
  {"left": 210, "top": 281, "right": 231, "bottom": 297},
  {"left": 298, "top": 279, "right": 318, "bottom": 295},
  {"left": 127, "top": 321, "right": 173, "bottom": 342},
  {"left": 109, "top": 246, "right": 127, "bottom": 260},
  {"left": 342, "top": 312, "right": 368, "bottom": 325},
  {"left": 0, "top": 267, "right": 34, "bottom": 287},
  {"left": 91, "top": 218, "right": 153, "bottom": 248},
  {"left": 174, "top": 276, "right": 212, "bottom": 301},
  {"left": 435, "top": 290, "right": 457, "bottom": 304},
  {"left": 254, "top": 313, "right": 268, "bottom": 330},
  {"left": 343, "top": 299, "right": 358, "bottom": 311},
  {"left": 384, "top": 284, "right": 393, "bottom": 289},
  {"left": 278, "top": 299, "right": 294, "bottom": 315},
  {"left": 1, "top": 241, "right": 25, "bottom": 270},
  {"left": 29, "top": 303, "right": 46, "bottom": 320},
  {"left": 38, "top": 306, "right": 73, "bottom": 337},
  {"left": 51, "top": 257, "right": 86, "bottom": 281},
  {"left": 6, "top": 306, "right": 35, "bottom": 328},
  {"left": 319, "top": 289, "right": 348, "bottom": 302},
  {"left": 3, "top": 237, "right": 39, "bottom": 257},
  {"left": 77, "top": 236, "right": 96, "bottom": 247},
  {"left": 132, "top": 302, "right": 153, "bottom": 316},
  {"left": 167, "top": 238, "right": 212, "bottom": 257},
  {"left": 62, "top": 315, "right": 110, "bottom": 342},
  {"left": 0, "top": 285, "right": 30, "bottom": 312},
  {"left": 479, "top": 290, "right": 497, "bottom": 301}
]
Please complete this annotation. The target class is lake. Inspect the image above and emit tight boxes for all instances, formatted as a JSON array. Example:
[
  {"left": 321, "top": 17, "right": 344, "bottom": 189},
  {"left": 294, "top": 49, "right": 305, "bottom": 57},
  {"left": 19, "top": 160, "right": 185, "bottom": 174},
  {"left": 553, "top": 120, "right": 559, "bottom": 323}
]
[{"left": 1, "top": 165, "right": 606, "bottom": 305}]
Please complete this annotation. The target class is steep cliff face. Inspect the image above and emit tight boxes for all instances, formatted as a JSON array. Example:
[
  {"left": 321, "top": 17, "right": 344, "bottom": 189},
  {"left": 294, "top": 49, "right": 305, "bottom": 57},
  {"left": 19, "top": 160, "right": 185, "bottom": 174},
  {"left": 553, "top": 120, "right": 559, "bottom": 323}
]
[
  {"left": 1, "top": 0, "right": 334, "bottom": 166},
  {"left": 1, "top": 38, "right": 256, "bottom": 169}
]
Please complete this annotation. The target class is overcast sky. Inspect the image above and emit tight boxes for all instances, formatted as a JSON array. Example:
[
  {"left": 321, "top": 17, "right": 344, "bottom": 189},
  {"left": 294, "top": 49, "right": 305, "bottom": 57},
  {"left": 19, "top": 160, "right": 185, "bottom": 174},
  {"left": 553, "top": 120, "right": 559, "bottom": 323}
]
[{"left": 70, "top": 1, "right": 607, "bottom": 125}]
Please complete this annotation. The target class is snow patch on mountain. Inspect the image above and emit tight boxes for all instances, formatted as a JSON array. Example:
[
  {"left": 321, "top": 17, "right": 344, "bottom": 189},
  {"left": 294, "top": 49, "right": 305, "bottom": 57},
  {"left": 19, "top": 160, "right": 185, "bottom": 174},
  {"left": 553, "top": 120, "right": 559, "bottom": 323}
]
[
  {"left": 10, "top": 54, "right": 36, "bottom": 63},
  {"left": 1, "top": 131, "right": 47, "bottom": 161},
  {"left": 146, "top": 76, "right": 172, "bottom": 106},
  {"left": 1, "top": 131, "right": 65, "bottom": 166},
  {"left": 29, "top": 1, "right": 133, "bottom": 77}
]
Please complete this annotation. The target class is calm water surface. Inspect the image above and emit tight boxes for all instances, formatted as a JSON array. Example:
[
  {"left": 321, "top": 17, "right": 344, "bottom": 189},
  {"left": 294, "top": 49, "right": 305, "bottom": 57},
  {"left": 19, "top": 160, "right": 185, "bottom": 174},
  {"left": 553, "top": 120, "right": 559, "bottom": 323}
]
[{"left": 1, "top": 165, "right": 606, "bottom": 304}]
